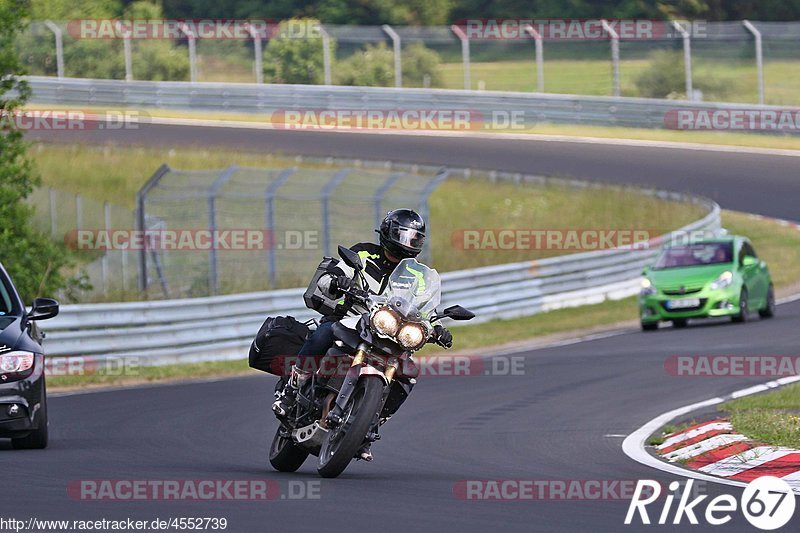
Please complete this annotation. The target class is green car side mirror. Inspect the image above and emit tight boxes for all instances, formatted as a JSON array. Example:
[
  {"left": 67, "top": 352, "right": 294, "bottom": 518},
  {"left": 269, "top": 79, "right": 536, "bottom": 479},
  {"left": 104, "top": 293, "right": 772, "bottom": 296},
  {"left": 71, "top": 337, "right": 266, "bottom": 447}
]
[{"left": 741, "top": 256, "right": 758, "bottom": 267}]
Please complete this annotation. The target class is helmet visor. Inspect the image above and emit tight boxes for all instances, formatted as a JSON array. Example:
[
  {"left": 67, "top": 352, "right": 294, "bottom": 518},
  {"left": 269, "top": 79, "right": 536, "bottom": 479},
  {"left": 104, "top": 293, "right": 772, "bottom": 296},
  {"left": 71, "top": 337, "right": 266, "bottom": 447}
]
[{"left": 389, "top": 223, "right": 425, "bottom": 251}]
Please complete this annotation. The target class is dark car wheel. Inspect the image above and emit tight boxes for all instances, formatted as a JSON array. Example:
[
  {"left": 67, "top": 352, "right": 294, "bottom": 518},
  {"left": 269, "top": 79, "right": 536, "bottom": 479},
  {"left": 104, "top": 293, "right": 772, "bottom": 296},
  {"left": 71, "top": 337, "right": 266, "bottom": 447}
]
[
  {"left": 759, "top": 284, "right": 776, "bottom": 319},
  {"left": 11, "top": 378, "right": 48, "bottom": 450},
  {"left": 641, "top": 321, "right": 658, "bottom": 331},
  {"left": 671, "top": 319, "right": 688, "bottom": 328},
  {"left": 731, "top": 288, "right": 748, "bottom": 323}
]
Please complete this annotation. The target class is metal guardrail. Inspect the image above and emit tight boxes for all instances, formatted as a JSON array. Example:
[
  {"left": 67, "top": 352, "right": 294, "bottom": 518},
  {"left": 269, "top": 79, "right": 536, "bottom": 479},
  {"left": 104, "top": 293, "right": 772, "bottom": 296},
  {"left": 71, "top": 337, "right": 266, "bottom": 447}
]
[
  {"left": 43, "top": 186, "right": 720, "bottom": 367},
  {"left": 25, "top": 76, "right": 799, "bottom": 132}
]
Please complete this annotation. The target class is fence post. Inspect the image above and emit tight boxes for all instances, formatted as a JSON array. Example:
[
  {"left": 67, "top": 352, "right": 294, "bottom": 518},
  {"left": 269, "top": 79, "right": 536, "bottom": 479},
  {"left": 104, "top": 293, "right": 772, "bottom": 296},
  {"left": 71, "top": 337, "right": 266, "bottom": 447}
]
[
  {"left": 523, "top": 24, "right": 544, "bottom": 92},
  {"left": 75, "top": 194, "right": 83, "bottom": 231},
  {"left": 382, "top": 25, "right": 402, "bottom": 88},
  {"left": 102, "top": 202, "right": 110, "bottom": 293},
  {"left": 49, "top": 188, "right": 57, "bottom": 238},
  {"left": 319, "top": 25, "right": 333, "bottom": 85},
  {"left": 206, "top": 165, "right": 238, "bottom": 295},
  {"left": 249, "top": 24, "right": 264, "bottom": 84},
  {"left": 601, "top": 20, "right": 620, "bottom": 97},
  {"left": 264, "top": 167, "right": 296, "bottom": 286},
  {"left": 137, "top": 164, "right": 171, "bottom": 294},
  {"left": 671, "top": 21, "right": 693, "bottom": 101},
  {"left": 451, "top": 25, "right": 471, "bottom": 90},
  {"left": 320, "top": 169, "right": 351, "bottom": 256},
  {"left": 43, "top": 21, "right": 64, "bottom": 78},
  {"left": 373, "top": 172, "right": 404, "bottom": 228},
  {"left": 743, "top": 20, "right": 764, "bottom": 105},
  {"left": 180, "top": 23, "right": 199, "bottom": 83},
  {"left": 116, "top": 21, "right": 133, "bottom": 81},
  {"left": 418, "top": 168, "right": 450, "bottom": 265}
]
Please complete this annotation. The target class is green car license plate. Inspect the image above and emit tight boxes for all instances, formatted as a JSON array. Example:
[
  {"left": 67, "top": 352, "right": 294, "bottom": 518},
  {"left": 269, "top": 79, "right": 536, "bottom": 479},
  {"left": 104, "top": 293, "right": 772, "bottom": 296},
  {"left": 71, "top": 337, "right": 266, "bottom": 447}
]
[{"left": 666, "top": 298, "right": 700, "bottom": 309}]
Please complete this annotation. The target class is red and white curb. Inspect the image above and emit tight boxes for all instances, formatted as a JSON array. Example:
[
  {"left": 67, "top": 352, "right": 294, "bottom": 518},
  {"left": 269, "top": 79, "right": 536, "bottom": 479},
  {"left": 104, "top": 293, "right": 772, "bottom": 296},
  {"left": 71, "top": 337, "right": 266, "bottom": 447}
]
[
  {"left": 623, "top": 375, "right": 800, "bottom": 494},
  {"left": 656, "top": 419, "right": 800, "bottom": 489}
]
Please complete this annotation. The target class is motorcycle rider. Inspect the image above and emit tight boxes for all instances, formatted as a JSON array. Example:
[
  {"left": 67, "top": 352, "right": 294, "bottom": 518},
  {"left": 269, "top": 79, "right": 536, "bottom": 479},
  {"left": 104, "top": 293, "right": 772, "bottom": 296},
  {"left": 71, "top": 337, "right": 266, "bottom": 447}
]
[{"left": 272, "top": 208, "right": 453, "bottom": 460}]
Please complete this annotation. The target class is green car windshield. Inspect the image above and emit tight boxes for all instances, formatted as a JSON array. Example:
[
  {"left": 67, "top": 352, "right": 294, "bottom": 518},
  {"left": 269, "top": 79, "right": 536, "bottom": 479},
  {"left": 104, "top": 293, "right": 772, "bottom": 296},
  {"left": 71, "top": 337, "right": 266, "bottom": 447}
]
[
  {"left": 653, "top": 242, "right": 733, "bottom": 270},
  {"left": 384, "top": 258, "right": 442, "bottom": 315}
]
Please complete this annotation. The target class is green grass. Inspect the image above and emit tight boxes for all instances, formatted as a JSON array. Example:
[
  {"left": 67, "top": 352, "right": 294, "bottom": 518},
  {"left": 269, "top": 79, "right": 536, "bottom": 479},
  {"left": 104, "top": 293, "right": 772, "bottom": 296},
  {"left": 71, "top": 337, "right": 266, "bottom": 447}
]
[
  {"left": 439, "top": 58, "right": 799, "bottom": 105},
  {"left": 29, "top": 143, "right": 705, "bottom": 272},
  {"left": 719, "top": 383, "right": 800, "bottom": 449}
]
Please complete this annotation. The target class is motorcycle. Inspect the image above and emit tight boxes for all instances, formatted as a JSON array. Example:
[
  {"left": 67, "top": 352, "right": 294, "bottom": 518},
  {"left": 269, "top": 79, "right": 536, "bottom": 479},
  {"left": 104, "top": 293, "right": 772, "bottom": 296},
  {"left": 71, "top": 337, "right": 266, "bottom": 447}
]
[{"left": 269, "top": 245, "right": 475, "bottom": 478}]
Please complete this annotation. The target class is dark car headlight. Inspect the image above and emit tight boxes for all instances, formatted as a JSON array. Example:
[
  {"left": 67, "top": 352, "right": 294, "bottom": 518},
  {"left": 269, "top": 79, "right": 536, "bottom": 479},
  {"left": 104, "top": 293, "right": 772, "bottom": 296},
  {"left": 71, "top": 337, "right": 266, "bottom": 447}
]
[{"left": 0, "top": 351, "right": 34, "bottom": 374}]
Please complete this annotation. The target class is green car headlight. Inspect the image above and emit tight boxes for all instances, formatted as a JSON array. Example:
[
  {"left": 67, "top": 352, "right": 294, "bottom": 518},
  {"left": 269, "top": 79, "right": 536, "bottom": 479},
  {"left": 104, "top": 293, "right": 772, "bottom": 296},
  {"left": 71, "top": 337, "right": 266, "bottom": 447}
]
[
  {"left": 640, "top": 278, "right": 656, "bottom": 296},
  {"left": 709, "top": 271, "right": 733, "bottom": 290}
]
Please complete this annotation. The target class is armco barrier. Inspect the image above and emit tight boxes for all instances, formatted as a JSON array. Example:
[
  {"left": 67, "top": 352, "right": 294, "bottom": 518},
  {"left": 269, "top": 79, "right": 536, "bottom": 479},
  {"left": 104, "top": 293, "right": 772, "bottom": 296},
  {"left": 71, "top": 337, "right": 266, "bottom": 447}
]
[
  {"left": 42, "top": 188, "right": 720, "bottom": 367},
  {"left": 24, "top": 76, "right": 800, "bottom": 132}
]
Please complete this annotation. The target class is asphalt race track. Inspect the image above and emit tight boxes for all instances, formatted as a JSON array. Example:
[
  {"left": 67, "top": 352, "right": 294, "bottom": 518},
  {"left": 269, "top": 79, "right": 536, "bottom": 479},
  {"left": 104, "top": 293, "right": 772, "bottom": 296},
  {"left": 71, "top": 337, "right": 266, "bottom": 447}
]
[{"left": 9, "top": 126, "right": 800, "bottom": 531}]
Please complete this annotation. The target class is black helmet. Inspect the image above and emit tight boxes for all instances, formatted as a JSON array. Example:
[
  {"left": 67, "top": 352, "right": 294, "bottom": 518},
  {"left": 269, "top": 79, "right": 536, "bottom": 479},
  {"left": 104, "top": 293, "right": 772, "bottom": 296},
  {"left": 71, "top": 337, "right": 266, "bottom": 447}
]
[{"left": 377, "top": 208, "right": 426, "bottom": 259}]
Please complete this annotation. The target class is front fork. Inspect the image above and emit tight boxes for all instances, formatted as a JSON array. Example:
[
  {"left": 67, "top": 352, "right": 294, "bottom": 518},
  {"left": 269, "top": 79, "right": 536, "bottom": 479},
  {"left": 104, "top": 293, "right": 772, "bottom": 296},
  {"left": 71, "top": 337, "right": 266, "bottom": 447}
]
[{"left": 325, "top": 343, "right": 398, "bottom": 427}]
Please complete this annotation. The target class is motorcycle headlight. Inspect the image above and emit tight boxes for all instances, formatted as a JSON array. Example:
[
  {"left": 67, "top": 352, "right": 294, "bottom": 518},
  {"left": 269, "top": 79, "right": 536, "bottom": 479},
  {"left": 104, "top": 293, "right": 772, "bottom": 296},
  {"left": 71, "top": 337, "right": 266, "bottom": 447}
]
[
  {"left": 371, "top": 307, "right": 401, "bottom": 337},
  {"left": 0, "top": 351, "right": 35, "bottom": 374},
  {"left": 710, "top": 271, "right": 733, "bottom": 290},
  {"left": 396, "top": 323, "right": 427, "bottom": 351},
  {"left": 640, "top": 278, "right": 656, "bottom": 296}
]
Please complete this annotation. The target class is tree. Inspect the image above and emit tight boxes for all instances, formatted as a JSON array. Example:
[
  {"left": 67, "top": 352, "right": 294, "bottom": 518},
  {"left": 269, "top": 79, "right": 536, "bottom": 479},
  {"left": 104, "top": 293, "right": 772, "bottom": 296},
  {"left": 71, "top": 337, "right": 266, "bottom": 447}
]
[
  {"left": 263, "top": 18, "right": 331, "bottom": 84},
  {"left": 1, "top": 0, "right": 75, "bottom": 302}
]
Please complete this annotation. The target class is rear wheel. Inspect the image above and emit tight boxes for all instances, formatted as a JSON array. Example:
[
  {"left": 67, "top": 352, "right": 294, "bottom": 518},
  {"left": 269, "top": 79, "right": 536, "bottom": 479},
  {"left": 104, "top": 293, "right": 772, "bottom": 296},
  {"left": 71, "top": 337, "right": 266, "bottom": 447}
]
[
  {"left": 12, "top": 378, "right": 48, "bottom": 450},
  {"left": 317, "top": 376, "right": 383, "bottom": 478},
  {"left": 759, "top": 284, "right": 775, "bottom": 319},
  {"left": 731, "top": 288, "right": 748, "bottom": 323},
  {"left": 671, "top": 318, "right": 688, "bottom": 329},
  {"left": 269, "top": 426, "right": 309, "bottom": 472}
]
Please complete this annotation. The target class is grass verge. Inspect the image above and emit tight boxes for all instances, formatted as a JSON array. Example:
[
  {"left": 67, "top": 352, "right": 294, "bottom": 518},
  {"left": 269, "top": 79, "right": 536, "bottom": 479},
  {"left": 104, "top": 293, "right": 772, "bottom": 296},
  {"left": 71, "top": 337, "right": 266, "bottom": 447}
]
[{"left": 719, "top": 383, "right": 800, "bottom": 450}]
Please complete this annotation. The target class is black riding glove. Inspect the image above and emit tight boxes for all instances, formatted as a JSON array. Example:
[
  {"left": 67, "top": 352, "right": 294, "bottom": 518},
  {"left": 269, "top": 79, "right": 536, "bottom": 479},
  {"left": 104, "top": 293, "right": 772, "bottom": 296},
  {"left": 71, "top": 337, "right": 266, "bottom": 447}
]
[
  {"left": 331, "top": 275, "right": 356, "bottom": 296},
  {"left": 433, "top": 324, "right": 453, "bottom": 349}
]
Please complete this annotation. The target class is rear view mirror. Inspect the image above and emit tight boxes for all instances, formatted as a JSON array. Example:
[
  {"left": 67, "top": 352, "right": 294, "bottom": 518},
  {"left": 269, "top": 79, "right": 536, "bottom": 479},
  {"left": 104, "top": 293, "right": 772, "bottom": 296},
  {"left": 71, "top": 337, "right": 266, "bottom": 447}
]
[
  {"left": 28, "top": 297, "right": 59, "bottom": 321},
  {"left": 742, "top": 256, "right": 758, "bottom": 267},
  {"left": 441, "top": 305, "right": 475, "bottom": 321},
  {"left": 338, "top": 245, "right": 363, "bottom": 271}
]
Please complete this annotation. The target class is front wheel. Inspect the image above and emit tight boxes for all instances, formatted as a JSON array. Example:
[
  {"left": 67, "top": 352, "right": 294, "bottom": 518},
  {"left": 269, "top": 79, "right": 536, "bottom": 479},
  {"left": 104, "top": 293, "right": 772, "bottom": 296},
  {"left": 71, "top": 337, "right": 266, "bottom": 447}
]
[
  {"left": 269, "top": 427, "right": 309, "bottom": 472},
  {"left": 731, "top": 288, "right": 748, "bottom": 323},
  {"left": 759, "top": 284, "right": 775, "bottom": 319},
  {"left": 641, "top": 321, "right": 658, "bottom": 331},
  {"left": 317, "top": 376, "right": 384, "bottom": 478}
]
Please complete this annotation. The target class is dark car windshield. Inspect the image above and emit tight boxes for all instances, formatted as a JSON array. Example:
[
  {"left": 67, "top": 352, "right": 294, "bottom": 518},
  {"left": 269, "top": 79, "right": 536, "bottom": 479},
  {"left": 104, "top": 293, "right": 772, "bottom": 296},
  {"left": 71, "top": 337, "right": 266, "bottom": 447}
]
[
  {"left": 653, "top": 242, "right": 733, "bottom": 270},
  {"left": 0, "top": 270, "right": 18, "bottom": 331}
]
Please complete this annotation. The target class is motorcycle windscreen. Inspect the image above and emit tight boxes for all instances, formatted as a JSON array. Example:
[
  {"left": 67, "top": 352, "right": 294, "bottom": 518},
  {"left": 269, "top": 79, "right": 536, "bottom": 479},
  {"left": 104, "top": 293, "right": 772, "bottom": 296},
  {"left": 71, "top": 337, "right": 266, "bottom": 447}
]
[{"left": 384, "top": 258, "right": 441, "bottom": 316}]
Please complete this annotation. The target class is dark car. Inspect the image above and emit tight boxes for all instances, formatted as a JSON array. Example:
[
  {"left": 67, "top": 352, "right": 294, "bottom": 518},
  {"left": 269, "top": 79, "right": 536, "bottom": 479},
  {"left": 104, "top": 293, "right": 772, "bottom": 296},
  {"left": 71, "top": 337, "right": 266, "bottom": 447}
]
[{"left": 0, "top": 262, "right": 58, "bottom": 449}]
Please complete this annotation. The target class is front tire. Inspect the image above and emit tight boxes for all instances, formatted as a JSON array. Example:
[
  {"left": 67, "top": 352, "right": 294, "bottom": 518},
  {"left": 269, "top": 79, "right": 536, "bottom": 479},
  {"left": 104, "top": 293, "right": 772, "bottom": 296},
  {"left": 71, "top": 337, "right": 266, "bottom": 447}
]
[
  {"left": 759, "top": 284, "right": 775, "bottom": 318},
  {"left": 269, "top": 427, "right": 309, "bottom": 472},
  {"left": 317, "top": 376, "right": 384, "bottom": 478},
  {"left": 731, "top": 288, "right": 748, "bottom": 323},
  {"left": 12, "top": 378, "right": 48, "bottom": 450},
  {"left": 641, "top": 321, "right": 658, "bottom": 331}
]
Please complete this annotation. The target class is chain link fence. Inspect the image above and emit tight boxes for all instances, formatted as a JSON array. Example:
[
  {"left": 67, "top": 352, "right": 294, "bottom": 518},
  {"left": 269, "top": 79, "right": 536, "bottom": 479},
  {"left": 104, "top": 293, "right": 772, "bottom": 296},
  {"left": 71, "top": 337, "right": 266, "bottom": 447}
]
[
  {"left": 17, "top": 20, "right": 800, "bottom": 105},
  {"left": 26, "top": 188, "right": 138, "bottom": 302},
  {"left": 135, "top": 160, "right": 446, "bottom": 300}
]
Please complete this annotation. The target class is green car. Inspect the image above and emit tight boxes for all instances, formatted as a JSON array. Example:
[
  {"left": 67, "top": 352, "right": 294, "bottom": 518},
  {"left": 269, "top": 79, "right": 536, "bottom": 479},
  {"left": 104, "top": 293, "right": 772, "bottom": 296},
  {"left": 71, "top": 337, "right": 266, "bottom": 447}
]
[{"left": 639, "top": 236, "right": 775, "bottom": 330}]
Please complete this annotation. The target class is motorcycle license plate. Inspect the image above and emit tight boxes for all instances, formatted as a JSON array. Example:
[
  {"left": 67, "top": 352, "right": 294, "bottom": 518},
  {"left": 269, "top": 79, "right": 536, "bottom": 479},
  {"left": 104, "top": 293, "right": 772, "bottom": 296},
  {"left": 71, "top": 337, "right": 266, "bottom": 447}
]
[{"left": 666, "top": 298, "right": 700, "bottom": 309}]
